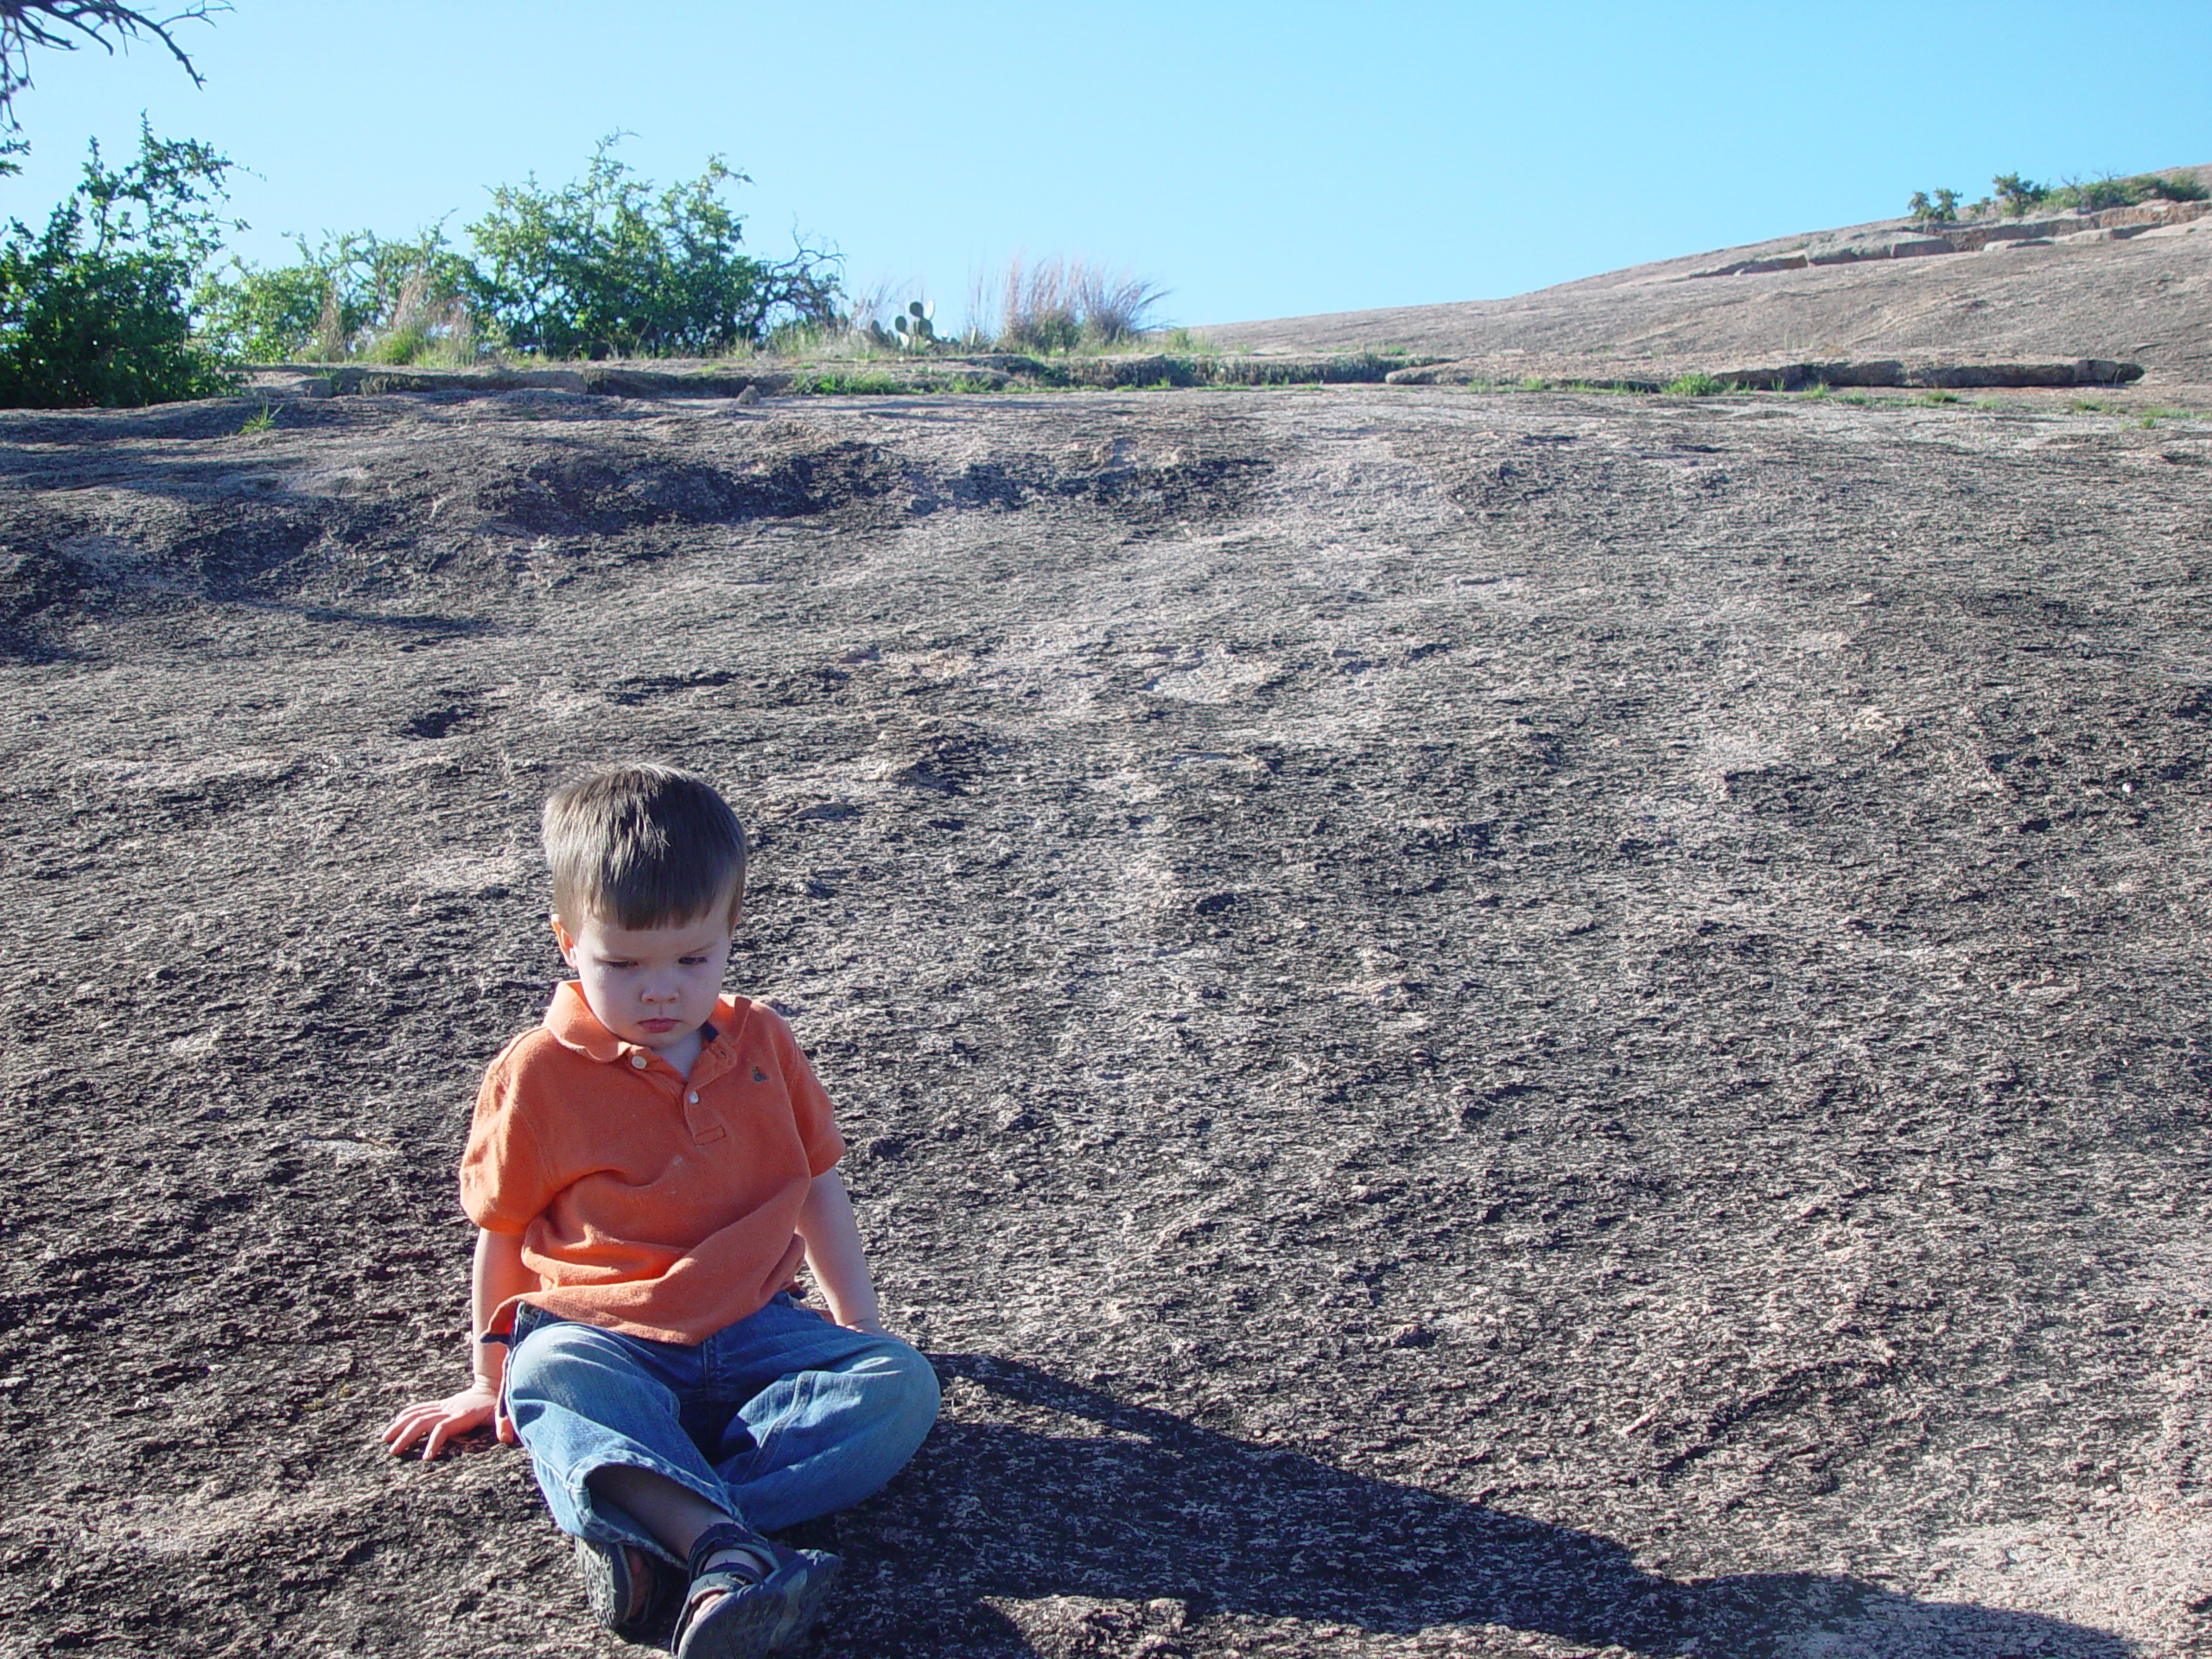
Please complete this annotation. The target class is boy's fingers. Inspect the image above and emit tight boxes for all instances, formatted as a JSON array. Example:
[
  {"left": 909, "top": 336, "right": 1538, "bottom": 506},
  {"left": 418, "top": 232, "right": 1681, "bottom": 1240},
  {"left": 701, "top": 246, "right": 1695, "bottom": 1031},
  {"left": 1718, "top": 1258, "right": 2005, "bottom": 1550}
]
[
  {"left": 386, "top": 1408, "right": 446, "bottom": 1454},
  {"left": 379, "top": 1398, "right": 508, "bottom": 1460}
]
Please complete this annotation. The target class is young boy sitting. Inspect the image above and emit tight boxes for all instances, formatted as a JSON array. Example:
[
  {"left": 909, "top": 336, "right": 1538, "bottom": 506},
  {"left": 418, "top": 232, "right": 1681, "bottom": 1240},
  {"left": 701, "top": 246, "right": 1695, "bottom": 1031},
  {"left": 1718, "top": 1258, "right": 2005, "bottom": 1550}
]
[{"left": 383, "top": 764, "right": 939, "bottom": 1659}]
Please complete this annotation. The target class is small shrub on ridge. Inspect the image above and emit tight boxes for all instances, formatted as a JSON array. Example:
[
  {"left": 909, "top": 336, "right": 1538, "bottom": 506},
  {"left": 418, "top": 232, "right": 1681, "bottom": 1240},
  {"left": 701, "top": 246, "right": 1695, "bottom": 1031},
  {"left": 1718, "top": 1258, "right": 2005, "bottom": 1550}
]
[
  {"left": 1907, "top": 188, "right": 1960, "bottom": 222},
  {"left": 0, "top": 124, "right": 237, "bottom": 407},
  {"left": 462, "top": 137, "right": 842, "bottom": 359}
]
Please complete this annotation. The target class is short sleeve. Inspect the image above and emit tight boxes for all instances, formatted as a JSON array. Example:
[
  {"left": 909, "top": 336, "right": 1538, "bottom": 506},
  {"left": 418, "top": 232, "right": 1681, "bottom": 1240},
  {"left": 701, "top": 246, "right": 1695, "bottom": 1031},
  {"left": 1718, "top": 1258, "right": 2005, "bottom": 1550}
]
[
  {"left": 459, "top": 1036, "right": 559, "bottom": 1234},
  {"left": 762, "top": 1009, "right": 844, "bottom": 1176}
]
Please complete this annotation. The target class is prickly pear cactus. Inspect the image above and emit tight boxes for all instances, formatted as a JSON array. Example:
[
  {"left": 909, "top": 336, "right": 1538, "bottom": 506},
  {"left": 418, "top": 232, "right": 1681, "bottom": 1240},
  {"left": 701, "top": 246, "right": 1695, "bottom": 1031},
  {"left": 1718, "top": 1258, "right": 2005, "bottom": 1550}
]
[{"left": 892, "top": 300, "right": 936, "bottom": 350}]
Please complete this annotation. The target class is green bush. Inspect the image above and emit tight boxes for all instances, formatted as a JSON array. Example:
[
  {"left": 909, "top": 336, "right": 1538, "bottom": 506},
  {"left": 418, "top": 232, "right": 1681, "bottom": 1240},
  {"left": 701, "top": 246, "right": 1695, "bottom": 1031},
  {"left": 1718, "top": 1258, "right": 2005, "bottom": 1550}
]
[
  {"left": 0, "top": 124, "right": 238, "bottom": 407},
  {"left": 461, "top": 137, "right": 841, "bottom": 359},
  {"left": 200, "top": 138, "right": 845, "bottom": 365},
  {"left": 2142, "top": 173, "right": 2209, "bottom": 202},
  {"left": 1985, "top": 169, "right": 2209, "bottom": 218},
  {"left": 1907, "top": 188, "right": 1960, "bottom": 222},
  {"left": 195, "top": 255, "right": 341, "bottom": 361},
  {"left": 2065, "top": 176, "right": 2138, "bottom": 212},
  {"left": 196, "top": 229, "right": 471, "bottom": 363},
  {"left": 1992, "top": 173, "right": 2047, "bottom": 215}
]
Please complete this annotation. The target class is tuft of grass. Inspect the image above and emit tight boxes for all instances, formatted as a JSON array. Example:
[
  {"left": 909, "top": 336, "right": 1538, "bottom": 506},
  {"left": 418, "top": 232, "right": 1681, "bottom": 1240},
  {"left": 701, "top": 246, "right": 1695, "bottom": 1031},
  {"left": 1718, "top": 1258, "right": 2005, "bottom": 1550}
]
[
  {"left": 791, "top": 371, "right": 902, "bottom": 396},
  {"left": 1919, "top": 390, "right": 1961, "bottom": 405},
  {"left": 313, "top": 283, "right": 346, "bottom": 363},
  {"left": 357, "top": 268, "right": 481, "bottom": 367},
  {"left": 766, "top": 319, "right": 884, "bottom": 359},
  {"left": 980, "top": 257, "right": 1166, "bottom": 353},
  {"left": 238, "top": 401, "right": 277, "bottom": 434},
  {"left": 1161, "top": 326, "right": 1218, "bottom": 355},
  {"left": 1663, "top": 372, "right": 1726, "bottom": 397},
  {"left": 1796, "top": 383, "right": 1832, "bottom": 401},
  {"left": 2067, "top": 397, "right": 2120, "bottom": 413}
]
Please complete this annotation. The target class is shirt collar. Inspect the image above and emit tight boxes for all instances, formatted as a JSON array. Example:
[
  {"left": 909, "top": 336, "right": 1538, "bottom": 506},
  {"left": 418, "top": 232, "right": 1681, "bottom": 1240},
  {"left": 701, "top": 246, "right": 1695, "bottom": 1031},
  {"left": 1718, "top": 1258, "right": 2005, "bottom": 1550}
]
[{"left": 542, "top": 981, "right": 742, "bottom": 1066}]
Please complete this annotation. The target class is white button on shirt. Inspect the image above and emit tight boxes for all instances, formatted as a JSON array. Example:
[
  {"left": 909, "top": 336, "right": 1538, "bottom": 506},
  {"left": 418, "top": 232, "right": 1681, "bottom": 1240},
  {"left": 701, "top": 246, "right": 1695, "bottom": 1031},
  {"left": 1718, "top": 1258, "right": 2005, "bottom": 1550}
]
[{"left": 630, "top": 1053, "right": 649, "bottom": 1069}]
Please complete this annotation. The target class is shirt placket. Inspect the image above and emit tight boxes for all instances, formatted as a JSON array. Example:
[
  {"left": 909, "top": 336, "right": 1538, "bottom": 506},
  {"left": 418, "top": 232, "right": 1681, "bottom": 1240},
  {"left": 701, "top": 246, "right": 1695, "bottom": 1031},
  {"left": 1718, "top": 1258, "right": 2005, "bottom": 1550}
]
[
  {"left": 614, "top": 1046, "right": 728, "bottom": 1145},
  {"left": 677, "top": 1040, "right": 734, "bottom": 1146}
]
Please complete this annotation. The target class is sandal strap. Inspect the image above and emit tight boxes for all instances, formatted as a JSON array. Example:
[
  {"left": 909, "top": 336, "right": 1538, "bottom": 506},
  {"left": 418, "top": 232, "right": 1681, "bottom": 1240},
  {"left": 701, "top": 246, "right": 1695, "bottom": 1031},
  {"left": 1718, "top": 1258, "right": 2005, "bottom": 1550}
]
[{"left": 687, "top": 1520, "right": 770, "bottom": 1583}]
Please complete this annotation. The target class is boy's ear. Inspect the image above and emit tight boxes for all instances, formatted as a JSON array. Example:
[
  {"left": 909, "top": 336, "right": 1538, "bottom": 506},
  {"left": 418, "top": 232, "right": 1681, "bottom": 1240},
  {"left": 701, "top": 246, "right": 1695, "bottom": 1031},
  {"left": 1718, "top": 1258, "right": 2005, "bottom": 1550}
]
[{"left": 550, "top": 914, "right": 576, "bottom": 963}]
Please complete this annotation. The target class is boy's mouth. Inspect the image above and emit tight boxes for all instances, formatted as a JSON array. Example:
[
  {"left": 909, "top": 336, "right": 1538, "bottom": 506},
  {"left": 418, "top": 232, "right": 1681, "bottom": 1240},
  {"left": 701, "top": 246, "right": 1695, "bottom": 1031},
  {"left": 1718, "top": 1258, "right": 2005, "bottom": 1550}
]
[{"left": 639, "top": 1018, "right": 679, "bottom": 1033}]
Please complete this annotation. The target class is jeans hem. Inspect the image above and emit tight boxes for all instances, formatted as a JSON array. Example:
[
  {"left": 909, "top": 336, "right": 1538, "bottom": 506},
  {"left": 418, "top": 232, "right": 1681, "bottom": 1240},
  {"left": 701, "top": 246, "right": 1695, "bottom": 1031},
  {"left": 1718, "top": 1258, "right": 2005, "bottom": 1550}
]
[{"left": 563, "top": 1452, "right": 740, "bottom": 1565}]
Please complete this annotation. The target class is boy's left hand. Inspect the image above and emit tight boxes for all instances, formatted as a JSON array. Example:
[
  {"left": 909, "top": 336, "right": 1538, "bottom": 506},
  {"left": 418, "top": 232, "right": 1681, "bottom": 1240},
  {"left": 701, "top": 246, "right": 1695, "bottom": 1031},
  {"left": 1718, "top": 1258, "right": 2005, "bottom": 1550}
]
[{"left": 380, "top": 1382, "right": 514, "bottom": 1460}]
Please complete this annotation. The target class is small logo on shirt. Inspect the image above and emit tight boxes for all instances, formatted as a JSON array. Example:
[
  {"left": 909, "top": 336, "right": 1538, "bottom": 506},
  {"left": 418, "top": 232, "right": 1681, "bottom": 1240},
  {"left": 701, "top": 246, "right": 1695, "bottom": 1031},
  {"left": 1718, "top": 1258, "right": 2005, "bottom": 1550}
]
[{"left": 753, "top": 1066, "right": 767, "bottom": 1082}]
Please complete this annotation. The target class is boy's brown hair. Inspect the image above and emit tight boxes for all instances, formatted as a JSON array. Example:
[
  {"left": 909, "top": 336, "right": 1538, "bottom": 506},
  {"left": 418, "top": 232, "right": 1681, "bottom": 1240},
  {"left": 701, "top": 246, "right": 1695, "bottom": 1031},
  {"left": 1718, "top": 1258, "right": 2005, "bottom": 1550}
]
[{"left": 542, "top": 764, "right": 747, "bottom": 929}]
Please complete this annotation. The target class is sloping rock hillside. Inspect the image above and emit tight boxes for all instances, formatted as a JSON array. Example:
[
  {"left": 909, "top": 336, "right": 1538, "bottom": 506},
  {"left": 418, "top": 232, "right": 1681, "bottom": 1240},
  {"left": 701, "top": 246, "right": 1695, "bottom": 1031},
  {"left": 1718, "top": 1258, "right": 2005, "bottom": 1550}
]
[
  {"left": 1207, "top": 164, "right": 2212, "bottom": 387},
  {"left": 1, "top": 364, "right": 2210, "bottom": 1659}
]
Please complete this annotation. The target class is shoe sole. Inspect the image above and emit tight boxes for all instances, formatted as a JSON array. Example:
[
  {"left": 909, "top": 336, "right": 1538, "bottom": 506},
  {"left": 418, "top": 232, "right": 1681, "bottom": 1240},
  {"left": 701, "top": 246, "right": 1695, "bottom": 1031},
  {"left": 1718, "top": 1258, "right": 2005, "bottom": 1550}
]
[{"left": 574, "top": 1536, "right": 679, "bottom": 1643}]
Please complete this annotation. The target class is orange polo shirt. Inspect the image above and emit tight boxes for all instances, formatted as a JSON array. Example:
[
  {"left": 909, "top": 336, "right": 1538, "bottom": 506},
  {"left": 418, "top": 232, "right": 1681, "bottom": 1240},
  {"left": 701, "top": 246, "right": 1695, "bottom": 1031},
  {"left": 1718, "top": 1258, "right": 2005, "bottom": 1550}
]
[{"left": 461, "top": 982, "right": 844, "bottom": 1344}]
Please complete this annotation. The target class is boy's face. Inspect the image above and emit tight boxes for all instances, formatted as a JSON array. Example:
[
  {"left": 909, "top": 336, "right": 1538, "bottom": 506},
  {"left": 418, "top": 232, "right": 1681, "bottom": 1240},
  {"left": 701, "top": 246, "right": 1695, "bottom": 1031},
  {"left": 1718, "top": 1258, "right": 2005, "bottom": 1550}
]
[{"left": 552, "top": 900, "right": 738, "bottom": 1052}]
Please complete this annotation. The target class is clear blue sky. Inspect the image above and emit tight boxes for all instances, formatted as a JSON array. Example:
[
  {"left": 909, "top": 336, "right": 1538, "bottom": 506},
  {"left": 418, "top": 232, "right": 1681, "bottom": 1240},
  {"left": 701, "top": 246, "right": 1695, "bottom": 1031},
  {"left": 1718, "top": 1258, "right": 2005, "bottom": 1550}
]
[{"left": 6, "top": 0, "right": 2208, "bottom": 329}]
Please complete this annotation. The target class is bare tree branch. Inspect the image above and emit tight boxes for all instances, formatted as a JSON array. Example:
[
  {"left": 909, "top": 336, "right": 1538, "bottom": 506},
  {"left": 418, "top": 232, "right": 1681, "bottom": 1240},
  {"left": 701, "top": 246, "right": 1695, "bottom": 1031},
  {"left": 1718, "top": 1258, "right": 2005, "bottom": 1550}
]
[{"left": 0, "top": 2, "right": 226, "bottom": 126}]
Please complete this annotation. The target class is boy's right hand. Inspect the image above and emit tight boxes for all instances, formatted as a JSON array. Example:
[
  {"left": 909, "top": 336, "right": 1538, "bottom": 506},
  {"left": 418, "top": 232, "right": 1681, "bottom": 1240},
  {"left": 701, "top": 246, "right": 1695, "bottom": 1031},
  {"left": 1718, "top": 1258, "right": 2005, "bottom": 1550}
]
[{"left": 380, "top": 1383, "right": 514, "bottom": 1460}]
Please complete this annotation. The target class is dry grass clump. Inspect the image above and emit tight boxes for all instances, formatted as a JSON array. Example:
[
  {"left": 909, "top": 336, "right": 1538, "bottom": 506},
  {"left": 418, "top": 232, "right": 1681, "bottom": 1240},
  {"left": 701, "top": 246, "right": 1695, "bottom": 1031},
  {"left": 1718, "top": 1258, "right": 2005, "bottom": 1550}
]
[
  {"left": 976, "top": 257, "right": 1166, "bottom": 353},
  {"left": 358, "top": 268, "right": 480, "bottom": 367},
  {"left": 762, "top": 261, "right": 1170, "bottom": 360}
]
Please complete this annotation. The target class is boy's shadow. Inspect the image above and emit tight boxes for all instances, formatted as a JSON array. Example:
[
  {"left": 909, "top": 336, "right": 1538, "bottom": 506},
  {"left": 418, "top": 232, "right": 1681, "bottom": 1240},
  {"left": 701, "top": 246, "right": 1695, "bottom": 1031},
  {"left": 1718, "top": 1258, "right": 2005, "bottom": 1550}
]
[{"left": 819, "top": 1353, "right": 2133, "bottom": 1658}]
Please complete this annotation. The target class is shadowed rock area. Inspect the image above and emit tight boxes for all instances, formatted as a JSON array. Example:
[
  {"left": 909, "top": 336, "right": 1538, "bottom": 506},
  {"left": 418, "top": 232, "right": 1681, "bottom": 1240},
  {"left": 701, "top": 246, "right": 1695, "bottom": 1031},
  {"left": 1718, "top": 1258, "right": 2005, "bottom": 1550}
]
[{"left": 2, "top": 381, "right": 2209, "bottom": 1657}]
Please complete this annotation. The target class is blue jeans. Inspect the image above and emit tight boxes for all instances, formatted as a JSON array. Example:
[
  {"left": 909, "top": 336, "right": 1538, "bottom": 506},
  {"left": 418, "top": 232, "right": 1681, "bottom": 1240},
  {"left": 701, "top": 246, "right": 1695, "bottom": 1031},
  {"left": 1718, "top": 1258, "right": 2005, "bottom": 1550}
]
[{"left": 503, "top": 1295, "right": 939, "bottom": 1563}]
